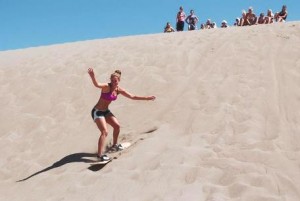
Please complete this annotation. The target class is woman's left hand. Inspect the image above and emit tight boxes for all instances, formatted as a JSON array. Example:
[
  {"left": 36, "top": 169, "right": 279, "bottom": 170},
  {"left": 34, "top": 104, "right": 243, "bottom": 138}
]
[{"left": 148, "top": 96, "right": 156, "bottom": 101}]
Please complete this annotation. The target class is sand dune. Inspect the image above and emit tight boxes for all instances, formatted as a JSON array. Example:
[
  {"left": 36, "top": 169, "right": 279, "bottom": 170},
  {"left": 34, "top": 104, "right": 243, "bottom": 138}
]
[{"left": 1, "top": 22, "right": 300, "bottom": 201}]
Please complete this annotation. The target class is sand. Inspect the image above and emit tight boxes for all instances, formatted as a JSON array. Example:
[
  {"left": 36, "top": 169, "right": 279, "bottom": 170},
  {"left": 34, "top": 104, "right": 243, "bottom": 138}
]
[{"left": 1, "top": 22, "right": 300, "bottom": 201}]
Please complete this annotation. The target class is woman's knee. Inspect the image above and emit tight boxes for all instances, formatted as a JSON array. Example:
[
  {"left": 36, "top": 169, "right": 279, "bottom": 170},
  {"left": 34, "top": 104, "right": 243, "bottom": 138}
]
[
  {"left": 100, "top": 130, "right": 108, "bottom": 137},
  {"left": 113, "top": 123, "right": 120, "bottom": 131}
]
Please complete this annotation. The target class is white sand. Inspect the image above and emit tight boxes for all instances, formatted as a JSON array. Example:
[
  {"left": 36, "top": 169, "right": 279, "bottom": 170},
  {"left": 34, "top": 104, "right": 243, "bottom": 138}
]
[{"left": 1, "top": 22, "right": 300, "bottom": 201}]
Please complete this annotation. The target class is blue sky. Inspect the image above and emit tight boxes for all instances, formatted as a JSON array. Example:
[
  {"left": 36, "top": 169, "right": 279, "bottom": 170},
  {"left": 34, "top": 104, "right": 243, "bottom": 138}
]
[{"left": 0, "top": 0, "right": 299, "bottom": 51}]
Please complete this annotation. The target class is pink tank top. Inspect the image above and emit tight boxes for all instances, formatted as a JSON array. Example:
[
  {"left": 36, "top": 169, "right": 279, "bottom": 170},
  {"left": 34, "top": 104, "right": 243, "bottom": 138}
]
[
  {"left": 100, "top": 84, "right": 118, "bottom": 101},
  {"left": 100, "top": 91, "right": 117, "bottom": 101}
]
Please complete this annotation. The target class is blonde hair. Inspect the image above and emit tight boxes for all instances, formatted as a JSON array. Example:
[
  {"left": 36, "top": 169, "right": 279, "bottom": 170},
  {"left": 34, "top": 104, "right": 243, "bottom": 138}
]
[{"left": 111, "top": 70, "right": 121, "bottom": 80}]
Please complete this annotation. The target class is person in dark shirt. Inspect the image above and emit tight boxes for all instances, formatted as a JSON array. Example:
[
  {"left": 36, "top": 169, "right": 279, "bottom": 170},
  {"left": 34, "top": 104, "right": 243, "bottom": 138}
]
[{"left": 275, "top": 5, "right": 288, "bottom": 22}]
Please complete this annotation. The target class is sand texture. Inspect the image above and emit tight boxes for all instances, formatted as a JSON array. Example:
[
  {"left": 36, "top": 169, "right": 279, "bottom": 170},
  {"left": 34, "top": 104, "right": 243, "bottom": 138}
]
[{"left": 1, "top": 22, "right": 300, "bottom": 201}]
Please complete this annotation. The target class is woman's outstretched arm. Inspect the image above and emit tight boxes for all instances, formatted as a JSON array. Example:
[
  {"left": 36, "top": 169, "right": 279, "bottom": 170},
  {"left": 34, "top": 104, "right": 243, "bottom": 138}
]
[
  {"left": 88, "top": 68, "right": 107, "bottom": 88},
  {"left": 119, "top": 88, "right": 156, "bottom": 101}
]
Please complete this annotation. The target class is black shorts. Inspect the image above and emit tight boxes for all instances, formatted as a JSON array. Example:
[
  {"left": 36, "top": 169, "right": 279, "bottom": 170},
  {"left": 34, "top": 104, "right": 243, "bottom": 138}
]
[
  {"left": 188, "top": 24, "right": 197, "bottom": 30},
  {"left": 91, "top": 108, "right": 114, "bottom": 121},
  {"left": 176, "top": 21, "right": 184, "bottom": 31}
]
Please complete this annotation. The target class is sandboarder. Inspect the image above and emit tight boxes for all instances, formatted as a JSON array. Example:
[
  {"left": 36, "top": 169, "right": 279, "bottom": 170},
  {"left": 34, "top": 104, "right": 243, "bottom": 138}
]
[{"left": 88, "top": 68, "right": 156, "bottom": 161}]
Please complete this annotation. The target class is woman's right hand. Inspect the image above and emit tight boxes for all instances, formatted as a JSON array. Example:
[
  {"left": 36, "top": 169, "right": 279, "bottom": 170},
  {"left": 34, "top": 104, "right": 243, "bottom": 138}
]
[{"left": 88, "top": 68, "right": 94, "bottom": 77}]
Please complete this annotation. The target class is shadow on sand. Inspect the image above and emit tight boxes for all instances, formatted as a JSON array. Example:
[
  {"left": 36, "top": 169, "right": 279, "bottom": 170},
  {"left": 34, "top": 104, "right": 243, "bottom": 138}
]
[
  {"left": 16, "top": 152, "right": 103, "bottom": 182},
  {"left": 88, "top": 161, "right": 112, "bottom": 171}
]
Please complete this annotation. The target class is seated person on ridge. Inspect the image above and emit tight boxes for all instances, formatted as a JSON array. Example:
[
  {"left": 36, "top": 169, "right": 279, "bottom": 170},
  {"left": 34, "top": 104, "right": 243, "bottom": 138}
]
[
  {"left": 275, "top": 5, "right": 288, "bottom": 22},
  {"left": 200, "top": 23, "right": 205, "bottom": 29},
  {"left": 257, "top": 13, "right": 266, "bottom": 24},
  {"left": 240, "top": 10, "right": 249, "bottom": 26},
  {"left": 220, "top": 20, "right": 229, "bottom": 28},
  {"left": 164, "top": 22, "right": 175, "bottom": 33},
  {"left": 204, "top": 19, "right": 213, "bottom": 29},
  {"left": 265, "top": 9, "right": 274, "bottom": 24},
  {"left": 185, "top": 9, "right": 199, "bottom": 30},
  {"left": 211, "top": 22, "right": 217, "bottom": 28},
  {"left": 234, "top": 18, "right": 241, "bottom": 26},
  {"left": 245, "top": 7, "right": 257, "bottom": 25}
]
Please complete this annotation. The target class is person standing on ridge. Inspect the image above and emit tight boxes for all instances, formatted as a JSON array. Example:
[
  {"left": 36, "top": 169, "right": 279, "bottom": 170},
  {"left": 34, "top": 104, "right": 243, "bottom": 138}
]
[
  {"left": 185, "top": 9, "right": 199, "bottom": 30},
  {"left": 176, "top": 6, "right": 186, "bottom": 31}
]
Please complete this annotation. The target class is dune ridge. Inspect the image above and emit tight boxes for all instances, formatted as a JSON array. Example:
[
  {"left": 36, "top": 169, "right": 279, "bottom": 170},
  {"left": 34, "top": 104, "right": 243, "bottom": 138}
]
[{"left": 1, "top": 22, "right": 300, "bottom": 201}]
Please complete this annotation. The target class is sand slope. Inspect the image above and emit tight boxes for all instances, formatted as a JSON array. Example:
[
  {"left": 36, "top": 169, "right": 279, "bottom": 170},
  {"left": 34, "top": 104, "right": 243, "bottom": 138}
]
[{"left": 1, "top": 22, "right": 300, "bottom": 201}]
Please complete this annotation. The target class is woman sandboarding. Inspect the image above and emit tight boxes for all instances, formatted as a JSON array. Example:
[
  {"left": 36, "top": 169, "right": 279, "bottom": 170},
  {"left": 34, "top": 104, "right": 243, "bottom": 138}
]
[{"left": 88, "top": 68, "right": 156, "bottom": 161}]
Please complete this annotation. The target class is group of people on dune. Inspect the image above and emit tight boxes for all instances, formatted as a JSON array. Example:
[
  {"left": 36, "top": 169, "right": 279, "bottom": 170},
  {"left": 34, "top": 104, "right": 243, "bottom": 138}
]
[
  {"left": 164, "top": 5, "right": 288, "bottom": 33},
  {"left": 236, "top": 5, "right": 288, "bottom": 26}
]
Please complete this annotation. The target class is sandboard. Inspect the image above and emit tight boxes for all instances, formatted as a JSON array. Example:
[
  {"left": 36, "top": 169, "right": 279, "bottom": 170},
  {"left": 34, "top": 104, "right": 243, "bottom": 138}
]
[
  {"left": 107, "top": 142, "right": 131, "bottom": 154},
  {"left": 91, "top": 142, "right": 132, "bottom": 165}
]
